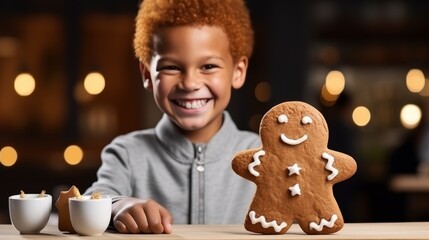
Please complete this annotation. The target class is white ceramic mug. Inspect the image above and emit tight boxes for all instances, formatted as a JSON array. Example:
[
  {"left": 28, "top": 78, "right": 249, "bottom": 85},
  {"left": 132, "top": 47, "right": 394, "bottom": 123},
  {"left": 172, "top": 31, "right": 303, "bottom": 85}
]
[
  {"left": 9, "top": 194, "right": 52, "bottom": 234},
  {"left": 69, "top": 196, "right": 112, "bottom": 236}
]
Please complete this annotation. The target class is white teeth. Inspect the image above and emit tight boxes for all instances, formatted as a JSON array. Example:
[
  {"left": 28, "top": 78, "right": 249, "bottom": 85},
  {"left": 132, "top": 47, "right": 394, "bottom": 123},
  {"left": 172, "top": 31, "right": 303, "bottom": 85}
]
[{"left": 176, "top": 99, "right": 208, "bottom": 109}]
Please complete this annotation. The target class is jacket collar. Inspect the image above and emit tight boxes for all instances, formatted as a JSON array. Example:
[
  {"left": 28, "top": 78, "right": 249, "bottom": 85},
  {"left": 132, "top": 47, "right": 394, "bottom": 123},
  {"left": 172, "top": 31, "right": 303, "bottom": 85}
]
[{"left": 155, "top": 112, "right": 239, "bottom": 164}]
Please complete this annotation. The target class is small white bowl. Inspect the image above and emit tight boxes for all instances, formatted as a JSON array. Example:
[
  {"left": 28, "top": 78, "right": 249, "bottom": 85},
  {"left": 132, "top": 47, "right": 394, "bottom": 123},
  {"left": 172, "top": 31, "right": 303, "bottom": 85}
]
[
  {"left": 9, "top": 194, "right": 52, "bottom": 234},
  {"left": 69, "top": 196, "right": 112, "bottom": 236}
]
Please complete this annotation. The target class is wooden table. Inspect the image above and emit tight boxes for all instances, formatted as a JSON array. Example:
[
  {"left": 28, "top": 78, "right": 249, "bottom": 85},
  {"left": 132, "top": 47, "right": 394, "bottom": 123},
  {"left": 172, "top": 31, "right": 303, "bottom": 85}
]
[{"left": 1, "top": 222, "right": 429, "bottom": 239}]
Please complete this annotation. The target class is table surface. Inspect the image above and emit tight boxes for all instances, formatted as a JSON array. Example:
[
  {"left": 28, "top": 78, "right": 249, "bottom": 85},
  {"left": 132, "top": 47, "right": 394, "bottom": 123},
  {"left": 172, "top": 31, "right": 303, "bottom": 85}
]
[{"left": 1, "top": 222, "right": 429, "bottom": 239}]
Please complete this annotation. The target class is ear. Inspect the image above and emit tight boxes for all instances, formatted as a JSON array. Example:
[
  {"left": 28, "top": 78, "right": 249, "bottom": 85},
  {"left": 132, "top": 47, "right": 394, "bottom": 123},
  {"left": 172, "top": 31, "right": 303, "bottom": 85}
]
[
  {"left": 231, "top": 56, "right": 248, "bottom": 89},
  {"left": 139, "top": 61, "right": 153, "bottom": 91}
]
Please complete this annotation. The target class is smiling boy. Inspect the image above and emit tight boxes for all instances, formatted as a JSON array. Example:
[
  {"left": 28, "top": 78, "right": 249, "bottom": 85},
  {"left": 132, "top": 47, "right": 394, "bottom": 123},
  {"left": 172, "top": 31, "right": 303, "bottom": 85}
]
[
  {"left": 85, "top": 0, "right": 259, "bottom": 234},
  {"left": 144, "top": 25, "right": 247, "bottom": 143}
]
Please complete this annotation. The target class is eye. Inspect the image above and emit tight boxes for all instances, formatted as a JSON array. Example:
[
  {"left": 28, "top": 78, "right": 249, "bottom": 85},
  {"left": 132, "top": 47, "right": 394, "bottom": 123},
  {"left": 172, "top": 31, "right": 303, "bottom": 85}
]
[
  {"left": 201, "top": 64, "right": 220, "bottom": 73},
  {"left": 278, "top": 114, "right": 288, "bottom": 123},
  {"left": 202, "top": 64, "right": 217, "bottom": 70},
  {"left": 301, "top": 116, "right": 312, "bottom": 125},
  {"left": 156, "top": 65, "right": 181, "bottom": 75},
  {"left": 158, "top": 65, "right": 180, "bottom": 71}
]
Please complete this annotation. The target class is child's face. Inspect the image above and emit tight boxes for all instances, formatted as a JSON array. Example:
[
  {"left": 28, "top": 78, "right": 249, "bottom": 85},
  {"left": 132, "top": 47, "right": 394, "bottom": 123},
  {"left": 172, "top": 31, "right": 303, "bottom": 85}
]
[{"left": 142, "top": 26, "right": 248, "bottom": 142}]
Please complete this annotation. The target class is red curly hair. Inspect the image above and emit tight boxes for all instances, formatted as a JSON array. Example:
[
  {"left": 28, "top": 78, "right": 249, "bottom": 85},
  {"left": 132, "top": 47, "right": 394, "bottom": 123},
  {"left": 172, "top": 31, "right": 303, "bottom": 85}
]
[{"left": 134, "top": 0, "right": 254, "bottom": 66}]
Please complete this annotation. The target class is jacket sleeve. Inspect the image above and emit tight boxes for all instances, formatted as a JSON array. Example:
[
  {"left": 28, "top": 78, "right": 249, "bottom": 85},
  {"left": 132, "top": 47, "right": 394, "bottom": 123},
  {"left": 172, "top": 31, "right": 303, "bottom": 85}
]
[{"left": 84, "top": 137, "right": 133, "bottom": 198}]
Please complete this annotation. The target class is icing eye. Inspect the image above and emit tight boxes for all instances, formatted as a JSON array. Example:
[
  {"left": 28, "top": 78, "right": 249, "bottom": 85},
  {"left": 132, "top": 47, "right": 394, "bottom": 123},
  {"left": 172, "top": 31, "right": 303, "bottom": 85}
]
[
  {"left": 301, "top": 116, "right": 312, "bottom": 125},
  {"left": 278, "top": 114, "right": 288, "bottom": 123}
]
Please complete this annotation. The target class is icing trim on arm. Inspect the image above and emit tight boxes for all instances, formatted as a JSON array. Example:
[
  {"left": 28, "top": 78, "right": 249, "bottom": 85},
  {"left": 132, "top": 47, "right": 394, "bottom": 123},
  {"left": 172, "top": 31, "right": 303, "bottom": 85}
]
[
  {"left": 249, "top": 211, "right": 287, "bottom": 233},
  {"left": 309, "top": 214, "right": 338, "bottom": 231},
  {"left": 321, "top": 152, "right": 339, "bottom": 180},
  {"left": 248, "top": 150, "right": 265, "bottom": 177}
]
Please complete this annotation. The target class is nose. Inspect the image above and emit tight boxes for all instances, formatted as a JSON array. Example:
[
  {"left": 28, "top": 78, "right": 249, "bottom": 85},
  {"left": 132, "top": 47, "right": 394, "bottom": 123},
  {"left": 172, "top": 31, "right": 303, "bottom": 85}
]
[{"left": 178, "top": 71, "right": 202, "bottom": 91}]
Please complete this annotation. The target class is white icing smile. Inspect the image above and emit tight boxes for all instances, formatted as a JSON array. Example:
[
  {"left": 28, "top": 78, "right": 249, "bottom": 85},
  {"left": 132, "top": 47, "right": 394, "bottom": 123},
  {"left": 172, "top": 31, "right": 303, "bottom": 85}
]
[
  {"left": 280, "top": 133, "right": 308, "bottom": 145},
  {"left": 175, "top": 99, "right": 208, "bottom": 109}
]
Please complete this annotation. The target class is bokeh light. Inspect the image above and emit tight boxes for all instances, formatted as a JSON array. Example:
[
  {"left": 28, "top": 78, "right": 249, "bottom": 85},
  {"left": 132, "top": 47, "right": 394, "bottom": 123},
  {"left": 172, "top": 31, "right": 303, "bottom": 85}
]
[
  {"left": 14, "top": 73, "right": 36, "bottom": 96},
  {"left": 320, "top": 84, "right": 339, "bottom": 106},
  {"left": 325, "top": 70, "right": 345, "bottom": 95},
  {"left": 254, "top": 81, "right": 272, "bottom": 102},
  {"left": 84, "top": 72, "right": 105, "bottom": 95},
  {"left": 400, "top": 104, "right": 422, "bottom": 129},
  {"left": 0, "top": 37, "right": 17, "bottom": 57},
  {"left": 248, "top": 114, "right": 263, "bottom": 133},
  {"left": 64, "top": 145, "right": 84, "bottom": 165},
  {"left": 406, "top": 69, "right": 425, "bottom": 93},
  {"left": 0, "top": 146, "right": 18, "bottom": 167},
  {"left": 352, "top": 106, "right": 371, "bottom": 127}
]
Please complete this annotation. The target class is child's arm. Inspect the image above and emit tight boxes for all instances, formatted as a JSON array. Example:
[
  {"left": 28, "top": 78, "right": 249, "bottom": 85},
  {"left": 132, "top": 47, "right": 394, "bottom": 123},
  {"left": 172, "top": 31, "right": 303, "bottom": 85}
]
[{"left": 112, "top": 197, "right": 172, "bottom": 234}]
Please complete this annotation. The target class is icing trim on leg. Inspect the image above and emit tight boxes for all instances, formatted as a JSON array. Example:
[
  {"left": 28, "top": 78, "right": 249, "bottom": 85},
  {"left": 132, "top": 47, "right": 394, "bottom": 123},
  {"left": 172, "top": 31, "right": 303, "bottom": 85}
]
[
  {"left": 309, "top": 214, "right": 338, "bottom": 231},
  {"left": 248, "top": 211, "right": 287, "bottom": 233}
]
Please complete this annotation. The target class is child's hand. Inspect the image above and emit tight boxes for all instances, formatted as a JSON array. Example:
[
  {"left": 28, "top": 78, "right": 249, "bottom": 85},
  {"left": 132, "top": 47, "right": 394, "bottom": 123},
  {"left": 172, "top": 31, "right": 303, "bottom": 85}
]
[{"left": 112, "top": 197, "right": 172, "bottom": 234}]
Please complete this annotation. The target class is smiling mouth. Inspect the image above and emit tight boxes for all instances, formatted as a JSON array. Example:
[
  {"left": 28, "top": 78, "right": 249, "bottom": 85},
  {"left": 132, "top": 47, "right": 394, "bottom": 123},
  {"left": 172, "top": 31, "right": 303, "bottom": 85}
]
[
  {"left": 174, "top": 99, "right": 209, "bottom": 109},
  {"left": 280, "top": 133, "right": 308, "bottom": 145}
]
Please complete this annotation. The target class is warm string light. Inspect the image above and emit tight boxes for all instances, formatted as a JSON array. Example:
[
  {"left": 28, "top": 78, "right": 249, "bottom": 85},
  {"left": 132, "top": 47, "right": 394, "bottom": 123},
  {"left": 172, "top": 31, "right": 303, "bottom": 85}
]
[
  {"left": 84, "top": 72, "right": 105, "bottom": 95},
  {"left": 320, "top": 70, "right": 345, "bottom": 106},
  {"left": 320, "top": 84, "right": 339, "bottom": 106},
  {"left": 75, "top": 71, "right": 106, "bottom": 103},
  {"left": 325, "top": 70, "right": 345, "bottom": 95},
  {"left": 400, "top": 104, "right": 422, "bottom": 129},
  {"left": 352, "top": 106, "right": 371, "bottom": 127},
  {"left": 14, "top": 73, "right": 36, "bottom": 96},
  {"left": 64, "top": 145, "right": 84, "bottom": 165},
  {"left": 406, "top": 69, "right": 425, "bottom": 93},
  {"left": 0, "top": 146, "right": 18, "bottom": 167}
]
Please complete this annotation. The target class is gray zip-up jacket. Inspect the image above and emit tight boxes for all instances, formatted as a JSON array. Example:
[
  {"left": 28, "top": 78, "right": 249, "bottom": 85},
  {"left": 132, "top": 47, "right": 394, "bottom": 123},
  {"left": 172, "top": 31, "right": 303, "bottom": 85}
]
[{"left": 85, "top": 112, "right": 260, "bottom": 224}]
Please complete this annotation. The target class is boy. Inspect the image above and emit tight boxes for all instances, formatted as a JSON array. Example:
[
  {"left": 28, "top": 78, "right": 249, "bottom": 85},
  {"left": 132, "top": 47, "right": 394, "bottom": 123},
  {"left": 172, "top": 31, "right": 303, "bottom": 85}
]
[{"left": 84, "top": 0, "right": 259, "bottom": 234}]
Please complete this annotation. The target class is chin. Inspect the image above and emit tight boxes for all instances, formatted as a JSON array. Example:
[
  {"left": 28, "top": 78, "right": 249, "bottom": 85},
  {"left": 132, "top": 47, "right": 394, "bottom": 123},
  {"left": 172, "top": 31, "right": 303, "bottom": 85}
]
[{"left": 178, "top": 121, "right": 206, "bottom": 131}]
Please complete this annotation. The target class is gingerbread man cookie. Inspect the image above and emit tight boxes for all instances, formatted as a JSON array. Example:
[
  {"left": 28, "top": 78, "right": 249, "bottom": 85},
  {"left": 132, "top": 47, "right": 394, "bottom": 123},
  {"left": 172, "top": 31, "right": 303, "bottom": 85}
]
[
  {"left": 55, "top": 185, "right": 81, "bottom": 233},
  {"left": 232, "top": 101, "right": 357, "bottom": 234}
]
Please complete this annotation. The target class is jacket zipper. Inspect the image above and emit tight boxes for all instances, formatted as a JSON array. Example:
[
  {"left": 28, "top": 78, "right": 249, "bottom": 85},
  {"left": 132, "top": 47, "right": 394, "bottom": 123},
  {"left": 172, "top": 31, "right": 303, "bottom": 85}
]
[{"left": 194, "top": 144, "right": 205, "bottom": 224}]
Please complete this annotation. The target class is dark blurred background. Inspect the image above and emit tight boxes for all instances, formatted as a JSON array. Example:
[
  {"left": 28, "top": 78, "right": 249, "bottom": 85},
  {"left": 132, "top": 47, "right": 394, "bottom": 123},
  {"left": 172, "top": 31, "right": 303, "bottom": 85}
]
[{"left": 1, "top": 0, "right": 429, "bottom": 223}]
